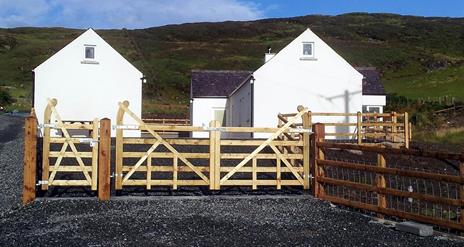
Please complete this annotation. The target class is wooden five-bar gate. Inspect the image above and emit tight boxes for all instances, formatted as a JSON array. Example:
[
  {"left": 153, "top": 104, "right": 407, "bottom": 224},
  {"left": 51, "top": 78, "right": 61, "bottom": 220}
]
[{"left": 115, "top": 101, "right": 310, "bottom": 191}]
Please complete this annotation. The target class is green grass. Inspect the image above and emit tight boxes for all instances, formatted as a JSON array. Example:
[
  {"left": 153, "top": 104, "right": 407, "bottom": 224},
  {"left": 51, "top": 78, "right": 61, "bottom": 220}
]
[
  {"left": 413, "top": 128, "right": 464, "bottom": 151},
  {"left": 384, "top": 65, "right": 464, "bottom": 101}
]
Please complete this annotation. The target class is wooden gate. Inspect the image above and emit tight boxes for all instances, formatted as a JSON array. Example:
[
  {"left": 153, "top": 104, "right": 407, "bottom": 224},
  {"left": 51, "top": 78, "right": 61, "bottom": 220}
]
[
  {"left": 115, "top": 101, "right": 311, "bottom": 190},
  {"left": 218, "top": 106, "right": 309, "bottom": 189},
  {"left": 40, "top": 99, "right": 99, "bottom": 190},
  {"left": 115, "top": 101, "right": 210, "bottom": 189}
]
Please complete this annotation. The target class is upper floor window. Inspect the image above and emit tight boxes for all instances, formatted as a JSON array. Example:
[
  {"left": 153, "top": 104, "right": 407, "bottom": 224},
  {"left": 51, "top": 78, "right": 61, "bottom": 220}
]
[
  {"left": 302, "top": 42, "right": 314, "bottom": 57},
  {"left": 85, "top": 46, "right": 95, "bottom": 59}
]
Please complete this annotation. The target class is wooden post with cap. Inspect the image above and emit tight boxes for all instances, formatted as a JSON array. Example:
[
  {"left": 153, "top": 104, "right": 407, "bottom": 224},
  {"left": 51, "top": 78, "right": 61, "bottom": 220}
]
[
  {"left": 23, "top": 114, "right": 38, "bottom": 205},
  {"left": 98, "top": 118, "right": 111, "bottom": 201}
]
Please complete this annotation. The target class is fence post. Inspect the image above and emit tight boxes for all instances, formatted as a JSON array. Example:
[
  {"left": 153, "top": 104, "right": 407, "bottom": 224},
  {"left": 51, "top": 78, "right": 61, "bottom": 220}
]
[
  {"left": 41, "top": 100, "right": 53, "bottom": 190},
  {"left": 392, "top": 112, "right": 397, "bottom": 143},
  {"left": 98, "top": 118, "right": 111, "bottom": 201},
  {"left": 302, "top": 112, "right": 311, "bottom": 190},
  {"left": 310, "top": 123, "right": 325, "bottom": 197},
  {"left": 115, "top": 101, "right": 127, "bottom": 190},
  {"left": 209, "top": 120, "right": 221, "bottom": 190},
  {"left": 376, "top": 153, "right": 387, "bottom": 218},
  {"left": 357, "top": 111, "right": 362, "bottom": 145},
  {"left": 404, "top": 112, "right": 409, "bottom": 148},
  {"left": 23, "top": 115, "right": 37, "bottom": 205}
]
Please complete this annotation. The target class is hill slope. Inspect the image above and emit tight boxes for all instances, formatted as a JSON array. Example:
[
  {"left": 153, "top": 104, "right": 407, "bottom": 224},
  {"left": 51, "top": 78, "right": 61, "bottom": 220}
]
[{"left": 0, "top": 13, "right": 463, "bottom": 116}]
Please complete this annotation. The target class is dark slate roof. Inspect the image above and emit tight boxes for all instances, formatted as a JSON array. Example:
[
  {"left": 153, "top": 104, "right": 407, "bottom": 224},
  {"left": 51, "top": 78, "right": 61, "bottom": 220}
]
[
  {"left": 191, "top": 70, "right": 252, "bottom": 98},
  {"left": 356, "top": 67, "right": 386, "bottom": 96}
]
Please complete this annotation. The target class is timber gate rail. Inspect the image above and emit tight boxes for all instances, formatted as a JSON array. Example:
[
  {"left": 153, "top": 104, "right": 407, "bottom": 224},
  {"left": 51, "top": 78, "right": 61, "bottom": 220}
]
[{"left": 22, "top": 99, "right": 464, "bottom": 232}]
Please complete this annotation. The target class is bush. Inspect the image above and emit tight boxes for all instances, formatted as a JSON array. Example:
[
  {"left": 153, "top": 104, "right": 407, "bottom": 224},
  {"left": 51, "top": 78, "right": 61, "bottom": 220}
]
[{"left": 0, "top": 88, "right": 13, "bottom": 106}]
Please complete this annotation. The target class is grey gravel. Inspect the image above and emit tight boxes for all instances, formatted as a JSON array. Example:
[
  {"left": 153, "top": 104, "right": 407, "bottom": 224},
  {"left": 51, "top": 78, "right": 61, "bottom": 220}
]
[
  {"left": 0, "top": 115, "right": 463, "bottom": 246},
  {"left": 0, "top": 114, "right": 25, "bottom": 211}
]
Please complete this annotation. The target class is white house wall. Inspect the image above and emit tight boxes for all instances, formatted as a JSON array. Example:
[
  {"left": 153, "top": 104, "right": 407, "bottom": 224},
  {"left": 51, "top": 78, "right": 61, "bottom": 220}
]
[
  {"left": 191, "top": 98, "right": 227, "bottom": 138},
  {"left": 34, "top": 29, "right": 143, "bottom": 137},
  {"left": 253, "top": 28, "right": 363, "bottom": 138},
  {"left": 362, "top": 95, "right": 386, "bottom": 107},
  {"left": 227, "top": 81, "right": 252, "bottom": 138}
]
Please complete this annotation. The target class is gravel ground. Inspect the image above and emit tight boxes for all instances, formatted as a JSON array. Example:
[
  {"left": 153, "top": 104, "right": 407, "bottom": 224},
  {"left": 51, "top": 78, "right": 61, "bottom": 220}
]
[
  {"left": 1, "top": 196, "right": 462, "bottom": 247},
  {"left": 0, "top": 114, "right": 25, "bottom": 211},
  {"left": 0, "top": 115, "right": 463, "bottom": 246}
]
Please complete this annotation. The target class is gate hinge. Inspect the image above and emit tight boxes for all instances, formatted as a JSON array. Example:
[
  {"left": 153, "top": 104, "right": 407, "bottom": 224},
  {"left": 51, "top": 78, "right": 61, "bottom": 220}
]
[{"left": 38, "top": 123, "right": 57, "bottom": 129}]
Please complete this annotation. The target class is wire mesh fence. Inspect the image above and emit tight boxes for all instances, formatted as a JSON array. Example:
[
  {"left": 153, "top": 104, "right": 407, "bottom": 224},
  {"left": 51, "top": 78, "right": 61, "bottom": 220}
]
[{"left": 314, "top": 138, "right": 464, "bottom": 233}]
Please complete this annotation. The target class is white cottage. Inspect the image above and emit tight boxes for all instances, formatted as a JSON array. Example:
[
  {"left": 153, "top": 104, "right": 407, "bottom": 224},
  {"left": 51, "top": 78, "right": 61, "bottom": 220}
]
[
  {"left": 33, "top": 29, "right": 144, "bottom": 136},
  {"left": 190, "top": 28, "right": 386, "bottom": 138}
]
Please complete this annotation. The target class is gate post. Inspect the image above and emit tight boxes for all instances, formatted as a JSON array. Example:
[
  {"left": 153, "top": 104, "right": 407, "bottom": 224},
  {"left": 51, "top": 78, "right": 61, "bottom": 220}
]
[
  {"left": 23, "top": 115, "right": 38, "bottom": 205},
  {"left": 404, "top": 112, "right": 410, "bottom": 149},
  {"left": 98, "top": 118, "right": 111, "bottom": 201},
  {"left": 310, "top": 123, "right": 325, "bottom": 198},
  {"left": 302, "top": 111, "right": 311, "bottom": 190},
  {"left": 209, "top": 120, "right": 221, "bottom": 190}
]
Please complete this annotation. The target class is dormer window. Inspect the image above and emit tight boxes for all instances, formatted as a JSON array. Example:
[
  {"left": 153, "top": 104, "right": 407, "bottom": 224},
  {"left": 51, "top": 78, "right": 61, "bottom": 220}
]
[
  {"left": 302, "top": 42, "right": 314, "bottom": 57},
  {"left": 85, "top": 46, "right": 95, "bottom": 59}
]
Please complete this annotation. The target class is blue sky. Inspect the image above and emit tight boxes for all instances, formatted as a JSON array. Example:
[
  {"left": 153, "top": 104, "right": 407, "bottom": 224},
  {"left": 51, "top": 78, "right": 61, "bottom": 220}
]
[{"left": 0, "top": 0, "right": 462, "bottom": 29}]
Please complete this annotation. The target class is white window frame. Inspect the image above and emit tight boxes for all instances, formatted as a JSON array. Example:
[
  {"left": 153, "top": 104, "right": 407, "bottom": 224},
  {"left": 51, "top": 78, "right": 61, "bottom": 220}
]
[
  {"left": 82, "top": 44, "right": 99, "bottom": 64},
  {"left": 301, "top": 42, "right": 315, "bottom": 59}
]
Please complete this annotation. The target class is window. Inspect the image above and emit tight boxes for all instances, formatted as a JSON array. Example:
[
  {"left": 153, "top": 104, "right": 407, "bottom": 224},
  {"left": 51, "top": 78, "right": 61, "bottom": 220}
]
[
  {"left": 302, "top": 42, "right": 314, "bottom": 57},
  {"left": 364, "top": 106, "right": 382, "bottom": 113},
  {"left": 85, "top": 46, "right": 95, "bottom": 59}
]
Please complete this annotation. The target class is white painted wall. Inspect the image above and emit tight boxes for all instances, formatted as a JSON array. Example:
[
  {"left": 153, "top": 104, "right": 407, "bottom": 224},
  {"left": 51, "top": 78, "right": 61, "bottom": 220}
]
[
  {"left": 34, "top": 29, "right": 143, "bottom": 137},
  {"left": 253, "top": 28, "right": 363, "bottom": 138},
  {"left": 191, "top": 97, "right": 227, "bottom": 138},
  {"left": 227, "top": 80, "right": 252, "bottom": 138},
  {"left": 362, "top": 95, "right": 386, "bottom": 107}
]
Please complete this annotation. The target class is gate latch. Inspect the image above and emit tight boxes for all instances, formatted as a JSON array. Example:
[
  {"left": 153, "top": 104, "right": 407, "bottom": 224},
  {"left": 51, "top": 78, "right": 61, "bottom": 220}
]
[{"left": 79, "top": 138, "right": 98, "bottom": 147}]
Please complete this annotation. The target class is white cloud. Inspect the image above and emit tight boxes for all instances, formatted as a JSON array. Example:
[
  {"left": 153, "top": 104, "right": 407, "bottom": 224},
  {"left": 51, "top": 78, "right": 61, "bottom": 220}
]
[
  {"left": 0, "top": 0, "right": 264, "bottom": 28},
  {"left": 0, "top": 0, "right": 52, "bottom": 27}
]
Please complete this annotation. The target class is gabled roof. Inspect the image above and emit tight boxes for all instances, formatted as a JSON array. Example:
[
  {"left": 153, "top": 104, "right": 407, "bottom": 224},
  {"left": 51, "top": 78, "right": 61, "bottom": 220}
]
[
  {"left": 356, "top": 67, "right": 386, "bottom": 96},
  {"left": 191, "top": 70, "right": 252, "bottom": 98},
  {"left": 34, "top": 28, "right": 143, "bottom": 76}
]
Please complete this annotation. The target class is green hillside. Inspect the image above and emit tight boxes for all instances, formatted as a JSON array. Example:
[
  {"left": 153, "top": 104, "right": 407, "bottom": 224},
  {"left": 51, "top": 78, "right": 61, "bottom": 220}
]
[{"left": 0, "top": 13, "right": 463, "bottom": 117}]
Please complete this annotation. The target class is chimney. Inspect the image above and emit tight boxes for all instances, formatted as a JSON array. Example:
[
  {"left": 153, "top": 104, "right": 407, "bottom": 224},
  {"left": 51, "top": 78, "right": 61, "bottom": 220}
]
[
  {"left": 264, "top": 53, "right": 276, "bottom": 63},
  {"left": 264, "top": 47, "right": 275, "bottom": 63}
]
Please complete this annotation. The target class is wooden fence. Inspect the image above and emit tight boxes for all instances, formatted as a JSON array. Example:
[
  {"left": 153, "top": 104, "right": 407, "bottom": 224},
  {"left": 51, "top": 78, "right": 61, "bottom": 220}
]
[
  {"left": 279, "top": 111, "right": 411, "bottom": 148},
  {"left": 115, "top": 102, "right": 311, "bottom": 190},
  {"left": 22, "top": 99, "right": 464, "bottom": 233},
  {"left": 311, "top": 123, "right": 464, "bottom": 231}
]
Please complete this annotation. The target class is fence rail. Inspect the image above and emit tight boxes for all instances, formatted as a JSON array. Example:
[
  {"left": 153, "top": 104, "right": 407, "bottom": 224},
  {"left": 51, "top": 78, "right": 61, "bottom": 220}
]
[
  {"left": 311, "top": 123, "right": 464, "bottom": 231},
  {"left": 142, "top": 118, "right": 190, "bottom": 125},
  {"left": 279, "top": 111, "right": 411, "bottom": 148}
]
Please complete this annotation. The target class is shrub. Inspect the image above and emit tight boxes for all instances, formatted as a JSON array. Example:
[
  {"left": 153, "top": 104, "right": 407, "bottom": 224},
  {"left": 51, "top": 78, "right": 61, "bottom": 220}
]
[{"left": 0, "top": 88, "right": 13, "bottom": 106}]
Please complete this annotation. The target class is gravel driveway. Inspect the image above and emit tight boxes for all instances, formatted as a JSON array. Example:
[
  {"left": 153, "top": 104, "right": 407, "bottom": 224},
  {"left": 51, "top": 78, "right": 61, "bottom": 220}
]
[
  {"left": 0, "top": 114, "right": 25, "bottom": 211},
  {"left": 0, "top": 115, "right": 462, "bottom": 246}
]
